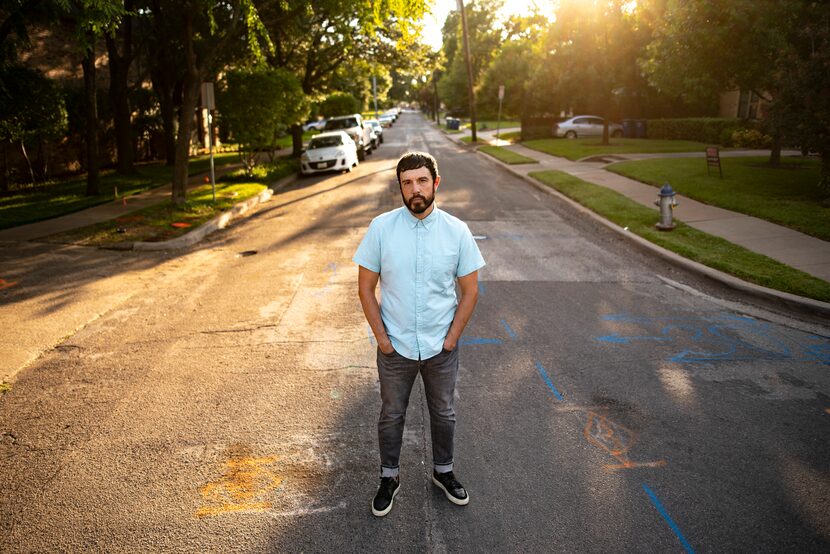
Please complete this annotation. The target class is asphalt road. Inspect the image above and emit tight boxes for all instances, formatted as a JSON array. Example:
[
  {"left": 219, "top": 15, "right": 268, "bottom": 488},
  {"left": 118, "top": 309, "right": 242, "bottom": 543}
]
[{"left": 1, "top": 113, "right": 829, "bottom": 552}]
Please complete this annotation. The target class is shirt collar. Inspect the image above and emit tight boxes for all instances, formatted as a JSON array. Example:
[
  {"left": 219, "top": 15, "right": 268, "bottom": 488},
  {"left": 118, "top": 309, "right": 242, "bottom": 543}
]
[{"left": 404, "top": 204, "right": 440, "bottom": 230}]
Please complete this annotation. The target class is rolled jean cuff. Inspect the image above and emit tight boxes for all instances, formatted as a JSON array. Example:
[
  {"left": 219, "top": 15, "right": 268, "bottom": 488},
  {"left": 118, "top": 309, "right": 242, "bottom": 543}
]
[
  {"left": 434, "top": 461, "right": 453, "bottom": 474},
  {"left": 381, "top": 465, "right": 400, "bottom": 478}
]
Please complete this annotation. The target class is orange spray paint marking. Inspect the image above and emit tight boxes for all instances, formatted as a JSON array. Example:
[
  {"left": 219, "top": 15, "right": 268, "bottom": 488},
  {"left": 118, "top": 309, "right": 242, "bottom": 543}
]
[
  {"left": 583, "top": 410, "right": 666, "bottom": 472},
  {"left": 196, "top": 454, "right": 282, "bottom": 518},
  {"left": 171, "top": 222, "right": 192, "bottom": 229},
  {"left": 0, "top": 279, "right": 18, "bottom": 290}
]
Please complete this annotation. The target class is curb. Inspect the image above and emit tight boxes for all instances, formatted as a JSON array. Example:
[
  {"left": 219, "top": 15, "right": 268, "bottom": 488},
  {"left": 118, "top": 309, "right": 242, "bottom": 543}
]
[
  {"left": 127, "top": 173, "right": 298, "bottom": 251},
  {"left": 473, "top": 145, "right": 830, "bottom": 320}
]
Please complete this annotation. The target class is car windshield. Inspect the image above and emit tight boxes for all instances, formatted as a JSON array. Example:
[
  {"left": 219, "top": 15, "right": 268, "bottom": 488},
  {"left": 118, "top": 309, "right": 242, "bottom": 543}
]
[
  {"left": 309, "top": 135, "right": 343, "bottom": 149},
  {"left": 325, "top": 118, "right": 357, "bottom": 130}
]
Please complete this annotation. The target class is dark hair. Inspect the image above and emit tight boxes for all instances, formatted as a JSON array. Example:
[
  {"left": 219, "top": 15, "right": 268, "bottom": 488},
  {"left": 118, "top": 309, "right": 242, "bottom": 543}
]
[{"left": 396, "top": 151, "right": 438, "bottom": 185}]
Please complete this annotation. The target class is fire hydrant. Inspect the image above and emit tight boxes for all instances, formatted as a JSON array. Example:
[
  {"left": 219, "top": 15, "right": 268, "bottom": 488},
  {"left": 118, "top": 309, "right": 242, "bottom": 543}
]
[{"left": 654, "top": 183, "right": 678, "bottom": 231}]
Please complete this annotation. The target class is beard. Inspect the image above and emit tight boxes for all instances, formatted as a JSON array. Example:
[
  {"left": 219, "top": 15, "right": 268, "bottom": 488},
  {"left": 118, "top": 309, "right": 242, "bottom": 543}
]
[
  {"left": 401, "top": 187, "right": 436, "bottom": 215},
  {"left": 401, "top": 183, "right": 435, "bottom": 215}
]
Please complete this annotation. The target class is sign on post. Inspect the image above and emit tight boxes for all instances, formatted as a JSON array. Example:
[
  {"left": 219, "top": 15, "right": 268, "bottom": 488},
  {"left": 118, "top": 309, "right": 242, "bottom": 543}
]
[
  {"left": 200, "top": 83, "right": 215, "bottom": 110},
  {"left": 201, "top": 82, "right": 216, "bottom": 201},
  {"left": 705, "top": 146, "right": 722, "bottom": 178},
  {"left": 496, "top": 85, "right": 505, "bottom": 141}
]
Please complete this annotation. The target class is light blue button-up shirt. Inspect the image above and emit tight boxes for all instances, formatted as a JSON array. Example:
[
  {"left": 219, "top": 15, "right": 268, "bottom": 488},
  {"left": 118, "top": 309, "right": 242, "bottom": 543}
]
[{"left": 353, "top": 206, "right": 485, "bottom": 361}]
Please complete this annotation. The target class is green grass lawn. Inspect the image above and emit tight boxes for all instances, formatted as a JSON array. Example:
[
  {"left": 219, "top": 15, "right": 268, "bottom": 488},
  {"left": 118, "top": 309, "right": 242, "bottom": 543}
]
[
  {"left": 529, "top": 169, "right": 830, "bottom": 302},
  {"left": 478, "top": 146, "right": 538, "bottom": 164},
  {"left": 0, "top": 152, "right": 241, "bottom": 230},
  {"left": 608, "top": 156, "right": 830, "bottom": 242},
  {"left": 40, "top": 156, "right": 297, "bottom": 247},
  {"left": 45, "top": 181, "right": 267, "bottom": 247},
  {"left": 273, "top": 130, "right": 318, "bottom": 149},
  {"left": 523, "top": 138, "right": 709, "bottom": 161}
]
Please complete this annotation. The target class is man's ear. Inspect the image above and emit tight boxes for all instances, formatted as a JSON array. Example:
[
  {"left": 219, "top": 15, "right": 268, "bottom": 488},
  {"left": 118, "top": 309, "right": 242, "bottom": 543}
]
[{"left": 434, "top": 174, "right": 441, "bottom": 191}]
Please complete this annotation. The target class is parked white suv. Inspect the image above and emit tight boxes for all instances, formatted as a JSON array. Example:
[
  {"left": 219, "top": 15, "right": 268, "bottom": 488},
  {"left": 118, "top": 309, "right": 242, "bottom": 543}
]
[{"left": 322, "top": 114, "right": 373, "bottom": 160}]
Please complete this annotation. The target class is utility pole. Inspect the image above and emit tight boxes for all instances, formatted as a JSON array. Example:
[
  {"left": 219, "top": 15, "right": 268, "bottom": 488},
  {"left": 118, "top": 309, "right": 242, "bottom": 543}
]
[{"left": 457, "top": 0, "right": 477, "bottom": 143}]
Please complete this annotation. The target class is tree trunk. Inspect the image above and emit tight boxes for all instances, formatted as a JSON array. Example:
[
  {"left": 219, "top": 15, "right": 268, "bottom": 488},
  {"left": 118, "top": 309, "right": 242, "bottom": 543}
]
[
  {"left": 19, "top": 140, "right": 35, "bottom": 183},
  {"left": 81, "top": 38, "right": 100, "bottom": 196},
  {"left": 1, "top": 142, "right": 8, "bottom": 194},
  {"left": 159, "top": 92, "right": 178, "bottom": 165},
  {"left": 172, "top": 80, "right": 199, "bottom": 206},
  {"left": 291, "top": 124, "right": 303, "bottom": 157},
  {"left": 106, "top": 30, "right": 136, "bottom": 174},
  {"left": 769, "top": 132, "right": 781, "bottom": 167},
  {"left": 820, "top": 149, "right": 830, "bottom": 201},
  {"left": 171, "top": 12, "right": 200, "bottom": 207}
]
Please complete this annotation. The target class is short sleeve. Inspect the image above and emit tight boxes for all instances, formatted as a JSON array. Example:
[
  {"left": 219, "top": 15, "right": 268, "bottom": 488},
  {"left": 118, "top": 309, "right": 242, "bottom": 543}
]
[
  {"left": 353, "top": 219, "right": 382, "bottom": 273},
  {"left": 456, "top": 224, "right": 485, "bottom": 277}
]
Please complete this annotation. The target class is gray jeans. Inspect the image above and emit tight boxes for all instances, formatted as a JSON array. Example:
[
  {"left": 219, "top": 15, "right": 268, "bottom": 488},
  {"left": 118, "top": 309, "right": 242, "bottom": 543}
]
[{"left": 376, "top": 346, "right": 459, "bottom": 478}]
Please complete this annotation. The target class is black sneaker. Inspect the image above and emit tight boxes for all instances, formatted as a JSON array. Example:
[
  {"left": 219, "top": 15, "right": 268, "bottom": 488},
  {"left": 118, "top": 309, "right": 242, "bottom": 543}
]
[
  {"left": 372, "top": 476, "right": 400, "bottom": 517},
  {"left": 432, "top": 470, "right": 469, "bottom": 506}
]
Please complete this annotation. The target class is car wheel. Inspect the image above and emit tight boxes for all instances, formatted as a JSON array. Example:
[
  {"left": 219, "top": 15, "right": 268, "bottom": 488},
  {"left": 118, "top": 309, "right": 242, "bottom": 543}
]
[
  {"left": 358, "top": 147, "right": 366, "bottom": 161},
  {"left": 380, "top": 136, "right": 384, "bottom": 144},
  {"left": 612, "top": 130, "right": 623, "bottom": 138},
  {"left": 565, "top": 130, "right": 577, "bottom": 139}
]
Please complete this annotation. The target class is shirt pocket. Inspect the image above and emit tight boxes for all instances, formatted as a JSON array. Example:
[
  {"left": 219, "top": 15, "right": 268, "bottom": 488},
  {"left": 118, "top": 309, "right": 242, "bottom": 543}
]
[{"left": 430, "top": 253, "right": 458, "bottom": 290}]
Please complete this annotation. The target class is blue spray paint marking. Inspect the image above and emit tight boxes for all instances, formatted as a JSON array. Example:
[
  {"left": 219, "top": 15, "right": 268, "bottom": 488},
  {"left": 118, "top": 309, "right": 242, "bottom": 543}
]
[
  {"left": 500, "top": 319, "right": 518, "bottom": 340},
  {"left": 595, "top": 312, "right": 830, "bottom": 365},
  {"left": 642, "top": 484, "right": 695, "bottom": 554},
  {"left": 313, "top": 263, "right": 339, "bottom": 297},
  {"left": 460, "top": 337, "right": 503, "bottom": 346},
  {"left": 366, "top": 324, "right": 376, "bottom": 347},
  {"left": 535, "top": 361, "right": 564, "bottom": 401}
]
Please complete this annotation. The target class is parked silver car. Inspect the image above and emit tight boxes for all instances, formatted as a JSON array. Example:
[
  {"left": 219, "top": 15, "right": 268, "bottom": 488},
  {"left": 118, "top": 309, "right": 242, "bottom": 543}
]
[{"left": 554, "top": 115, "right": 623, "bottom": 139}]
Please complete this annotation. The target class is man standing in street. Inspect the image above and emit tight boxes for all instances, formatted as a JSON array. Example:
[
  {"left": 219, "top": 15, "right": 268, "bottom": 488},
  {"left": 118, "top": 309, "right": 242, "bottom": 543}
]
[{"left": 353, "top": 151, "right": 485, "bottom": 517}]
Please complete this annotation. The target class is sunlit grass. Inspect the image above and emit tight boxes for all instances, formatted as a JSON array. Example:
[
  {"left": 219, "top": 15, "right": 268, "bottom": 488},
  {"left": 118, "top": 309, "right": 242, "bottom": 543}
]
[
  {"left": 523, "top": 138, "right": 709, "bottom": 161},
  {"left": 608, "top": 156, "right": 829, "bottom": 241},
  {"left": 530, "top": 169, "right": 830, "bottom": 302},
  {"left": 0, "top": 152, "right": 240, "bottom": 230}
]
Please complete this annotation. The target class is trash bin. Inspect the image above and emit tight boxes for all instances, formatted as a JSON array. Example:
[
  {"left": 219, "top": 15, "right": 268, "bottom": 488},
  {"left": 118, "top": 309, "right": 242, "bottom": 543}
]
[
  {"left": 622, "top": 119, "right": 636, "bottom": 138},
  {"left": 447, "top": 117, "right": 460, "bottom": 130},
  {"left": 635, "top": 119, "right": 647, "bottom": 139}
]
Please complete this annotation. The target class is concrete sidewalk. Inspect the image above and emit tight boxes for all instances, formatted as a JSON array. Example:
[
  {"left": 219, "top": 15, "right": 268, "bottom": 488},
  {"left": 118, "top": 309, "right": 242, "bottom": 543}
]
[
  {"left": 0, "top": 158, "right": 250, "bottom": 243},
  {"left": 440, "top": 127, "right": 830, "bottom": 284}
]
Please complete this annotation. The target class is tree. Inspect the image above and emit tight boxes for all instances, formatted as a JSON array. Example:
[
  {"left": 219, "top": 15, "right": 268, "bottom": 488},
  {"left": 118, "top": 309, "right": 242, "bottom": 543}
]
[
  {"left": 0, "top": 65, "right": 67, "bottom": 189},
  {"left": 319, "top": 91, "right": 360, "bottom": 118},
  {"left": 542, "top": 0, "right": 649, "bottom": 144},
  {"left": 104, "top": 0, "right": 137, "bottom": 174},
  {"left": 437, "top": 0, "right": 502, "bottom": 116},
  {"left": 257, "top": 0, "right": 428, "bottom": 156},
  {"left": 147, "top": 0, "right": 270, "bottom": 207},
  {"left": 65, "top": 0, "right": 126, "bottom": 195},
  {"left": 217, "top": 67, "right": 306, "bottom": 174},
  {"left": 643, "top": 0, "right": 796, "bottom": 163}
]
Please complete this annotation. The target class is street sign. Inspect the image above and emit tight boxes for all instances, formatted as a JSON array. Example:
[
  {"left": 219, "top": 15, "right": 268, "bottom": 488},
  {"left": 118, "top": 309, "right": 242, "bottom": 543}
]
[
  {"left": 200, "top": 82, "right": 215, "bottom": 110},
  {"left": 706, "top": 146, "right": 722, "bottom": 178},
  {"left": 498, "top": 85, "right": 505, "bottom": 101}
]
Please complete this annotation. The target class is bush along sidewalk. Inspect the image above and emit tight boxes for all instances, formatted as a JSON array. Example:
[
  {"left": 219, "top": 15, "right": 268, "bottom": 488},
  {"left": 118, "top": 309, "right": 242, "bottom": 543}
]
[
  {"left": 0, "top": 152, "right": 242, "bottom": 230},
  {"left": 528, "top": 169, "right": 830, "bottom": 303},
  {"left": 41, "top": 157, "right": 297, "bottom": 248}
]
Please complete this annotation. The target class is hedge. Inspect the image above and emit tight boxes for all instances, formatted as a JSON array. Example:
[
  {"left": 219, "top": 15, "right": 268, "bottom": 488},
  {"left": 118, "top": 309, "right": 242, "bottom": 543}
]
[
  {"left": 645, "top": 117, "right": 758, "bottom": 146},
  {"left": 521, "top": 115, "right": 559, "bottom": 140}
]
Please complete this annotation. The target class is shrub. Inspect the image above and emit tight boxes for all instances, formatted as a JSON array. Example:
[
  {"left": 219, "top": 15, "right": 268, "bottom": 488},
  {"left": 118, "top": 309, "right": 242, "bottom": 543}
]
[
  {"left": 731, "top": 128, "right": 773, "bottom": 149},
  {"left": 646, "top": 118, "right": 749, "bottom": 144},
  {"left": 521, "top": 115, "right": 558, "bottom": 140}
]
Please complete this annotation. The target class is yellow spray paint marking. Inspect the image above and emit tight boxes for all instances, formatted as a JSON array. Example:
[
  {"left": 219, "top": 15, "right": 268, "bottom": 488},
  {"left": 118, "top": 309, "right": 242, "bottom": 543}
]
[{"left": 196, "top": 454, "right": 283, "bottom": 518}]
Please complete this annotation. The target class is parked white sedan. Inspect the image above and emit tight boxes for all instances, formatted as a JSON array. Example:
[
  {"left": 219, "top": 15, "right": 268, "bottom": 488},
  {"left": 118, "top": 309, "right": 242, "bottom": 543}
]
[
  {"left": 554, "top": 115, "right": 623, "bottom": 139},
  {"left": 300, "top": 131, "right": 358, "bottom": 176}
]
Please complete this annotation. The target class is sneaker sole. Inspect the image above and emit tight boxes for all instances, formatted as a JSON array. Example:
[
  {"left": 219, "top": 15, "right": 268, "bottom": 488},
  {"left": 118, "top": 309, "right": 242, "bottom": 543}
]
[
  {"left": 371, "top": 484, "right": 399, "bottom": 517},
  {"left": 432, "top": 476, "right": 470, "bottom": 506}
]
